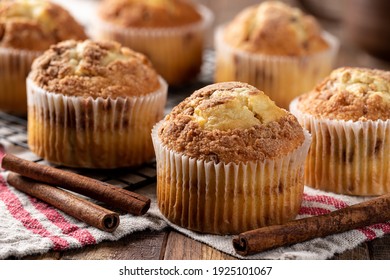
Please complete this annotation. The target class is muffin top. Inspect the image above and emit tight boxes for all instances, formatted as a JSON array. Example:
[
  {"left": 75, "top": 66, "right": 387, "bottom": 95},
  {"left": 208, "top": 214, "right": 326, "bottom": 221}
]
[
  {"left": 98, "top": 0, "right": 202, "bottom": 28},
  {"left": 0, "top": 0, "right": 87, "bottom": 51},
  {"left": 223, "top": 1, "right": 328, "bottom": 56},
  {"left": 297, "top": 67, "right": 390, "bottom": 121},
  {"left": 29, "top": 39, "right": 161, "bottom": 98},
  {"left": 158, "top": 82, "right": 305, "bottom": 164}
]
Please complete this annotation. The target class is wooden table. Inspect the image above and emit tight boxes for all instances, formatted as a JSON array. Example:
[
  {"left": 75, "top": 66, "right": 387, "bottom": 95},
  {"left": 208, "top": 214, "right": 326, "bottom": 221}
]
[{"left": 4, "top": 0, "right": 390, "bottom": 260}]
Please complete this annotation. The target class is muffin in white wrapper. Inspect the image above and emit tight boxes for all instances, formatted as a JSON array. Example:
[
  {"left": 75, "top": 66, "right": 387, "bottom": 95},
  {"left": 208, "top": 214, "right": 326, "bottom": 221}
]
[
  {"left": 0, "top": 48, "right": 42, "bottom": 115},
  {"left": 290, "top": 98, "right": 390, "bottom": 196},
  {"left": 0, "top": 0, "right": 87, "bottom": 115},
  {"left": 214, "top": 1, "right": 339, "bottom": 109},
  {"left": 152, "top": 81, "right": 311, "bottom": 235},
  {"left": 27, "top": 39, "right": 167, "bottom": 169},
  {"left": 28, "top": 77, "right": 167, "bottom": 168},
  {"left": 94, "top": 1, "right": 213, "bottom": 86},
  {"left": 290, "top": 67, "right": 390, "bottom": 196}
]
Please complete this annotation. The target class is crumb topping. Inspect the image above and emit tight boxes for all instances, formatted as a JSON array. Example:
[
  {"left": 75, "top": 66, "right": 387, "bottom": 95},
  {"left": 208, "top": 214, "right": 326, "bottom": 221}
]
[
  {"left": 159, "top": 82, "right": 304, "bottom": 163},
  {"left": 98, "top": 0, "right": 201, "bottom": 28},
  {"left": 223, "top": 1, "right": 328, "bottom": 56},
  {"left": 0, "top": 0, "right": 87, "bottom": 51},
  {"left": 297, "top": 67, "right": 390, "bottom": 121},
  {"left": 29, "top": 40, "right": 161, "bottom": 98}
]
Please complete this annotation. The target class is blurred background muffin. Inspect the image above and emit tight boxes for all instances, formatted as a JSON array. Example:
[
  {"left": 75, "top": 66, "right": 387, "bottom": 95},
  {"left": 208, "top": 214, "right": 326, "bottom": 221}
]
[
  {"left": 0, "top": 0, "right": 87, "bottom": 116},
  {"left": 290, "top": 67, "right": 390, "bottom": 196},
  {"left": 27, "top": 39, "right": 167, "bottom": 168},
  {"left": 94, "top": 0, "right": 213, "bottom": 86},
  {"left": 152, "top": 81, "right": 311, "bottom": 234},
  {"left": 214, "top": 0, "right": 339, "bottom": 109}
]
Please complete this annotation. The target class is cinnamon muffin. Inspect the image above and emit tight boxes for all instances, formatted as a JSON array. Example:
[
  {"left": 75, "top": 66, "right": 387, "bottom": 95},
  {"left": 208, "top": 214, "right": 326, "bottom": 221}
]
[
  {"left": 27, "top": 39, "right": 167, "bottom": 168},
  {"left": 0, "top": 0, "right": 87, "bottom": 115},
  {"left": 290, "top": 67, "right": 390, "bottom": 195},
  {"left": 94, "top": 0, "right": 213, "bottom": 86},
  {"left": 152, "top": 81, "right": 311, "bottom": 234},
  {"left": 214, "top": 0, "right": 339, "bottom": 109}
]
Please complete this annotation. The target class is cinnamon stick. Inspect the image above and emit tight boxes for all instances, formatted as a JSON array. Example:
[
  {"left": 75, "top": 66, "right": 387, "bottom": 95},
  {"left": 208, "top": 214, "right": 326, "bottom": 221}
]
[
  {"left": 1, "top": 153, "right": 150, "bottom": 216},
  {"left": 233, "top": 193, "right": 390, "bottom": 256},
  {"left": 7, "top": 172, "right": 120, "bottom": 232}
]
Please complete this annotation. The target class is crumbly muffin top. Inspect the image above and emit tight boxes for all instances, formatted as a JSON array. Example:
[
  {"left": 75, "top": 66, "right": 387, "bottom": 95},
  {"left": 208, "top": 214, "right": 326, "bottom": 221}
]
[
  {"left": 98, "top": 0, "right": 202, "bottom": 28},
  {"left": 297, "top": 67, "right": 390, "bottom": 121},
  {"left": 159, "top": 82, "right": 305, "bottom": 164},
  {"left": 0, "top": 0, "right": 87, "bottom": 51},
  {"left": 223, "top": 1, "right": 328, "bottom": 56},
  {"left": 29, "top": 39, "right": 161, "bottom": 98}
]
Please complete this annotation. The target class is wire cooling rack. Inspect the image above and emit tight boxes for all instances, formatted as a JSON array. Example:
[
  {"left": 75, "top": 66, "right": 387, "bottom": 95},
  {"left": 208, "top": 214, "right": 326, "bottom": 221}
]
[{"left": 0, "top": 50, "right": 215, "bottom": 193}]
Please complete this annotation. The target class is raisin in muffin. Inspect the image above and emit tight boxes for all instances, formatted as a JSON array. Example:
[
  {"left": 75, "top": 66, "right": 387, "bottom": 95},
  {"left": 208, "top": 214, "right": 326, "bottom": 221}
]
[
  {"left": 28, "top": 39, "right": 167, "bottom": 168},
  {"left": 290, "top": 67, "right": 390, "bottom": 195},
  {"left": 214, "top": 0, "right": 339, "bottom": 109},
  {"left": 152, "top": 81, "right": 311, "bottom": 234},
  {"left": 0, "top": 0, "right": 87, "bottom": 115},
  {"left": 94, "top": 0, "right": 213, "bottom": 86}
]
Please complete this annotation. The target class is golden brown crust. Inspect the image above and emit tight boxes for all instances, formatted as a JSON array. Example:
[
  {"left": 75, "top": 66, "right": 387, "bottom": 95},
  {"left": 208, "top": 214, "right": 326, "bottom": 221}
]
[
  {"left": 98, "top": 0, "right": 201, "bottom": 28},
  {"left": 0, "top": 0, "right": 87, "bottom": 51},
  {"left": 29, "top": 40, "right": 161, "bottom": 98},
  {"left": 297, "top": 67, "right": 390, "bottom": 121},
  {"left": 159, "top": 82, "right": 305, "bottom": 163},
  {"left": 223, "top": 1, "right": 328, "bottom": 56}
]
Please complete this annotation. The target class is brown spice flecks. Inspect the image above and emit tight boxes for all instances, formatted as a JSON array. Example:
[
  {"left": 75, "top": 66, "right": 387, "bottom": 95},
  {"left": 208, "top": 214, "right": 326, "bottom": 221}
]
[
  {"left": 98, "top": 0, "right": 201, "bottom": 28},
  {"left": 29, "top": 40, "right": 160, "bottom": 98},
  {"left": 297, "top": 67, "right": 390, "bottom": 121},
  {"left": 0, "top": 0, "right": 87, "bottom": 51},
  {"left": 159, "top": 82, "right": 305, "bottom": 164}
]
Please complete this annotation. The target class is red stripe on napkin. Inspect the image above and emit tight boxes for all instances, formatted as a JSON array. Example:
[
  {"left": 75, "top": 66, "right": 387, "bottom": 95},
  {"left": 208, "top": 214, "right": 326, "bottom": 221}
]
[
  {"left": 29, "top": 197, "right": 96, "bottom": 246},
  {"left": 303, "top": 193, "right": 349, "bottom": 209},
  {"left": 0, "top": 174, "right": 69, "bottom": 250}
]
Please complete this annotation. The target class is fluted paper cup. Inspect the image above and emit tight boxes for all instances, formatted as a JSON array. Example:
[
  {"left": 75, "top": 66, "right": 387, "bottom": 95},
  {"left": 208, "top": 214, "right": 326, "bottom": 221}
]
[
  {"left": 290, "top": 98, "right": 390, "bottom": 196},
  {"left": 214, "top": 26, "right": 339, "bottom": 109},
  {"left": 152, "top": 121, "right": 311, "bottom": 235},
  {"left": 0, "top": 47, "right": 42, "bottom": 115},
  {"left": 94, "top": 4, "right": 213, "bottom": 86},
  {"left": 27, "top": 77, "right": 168, "bottom": 169}
]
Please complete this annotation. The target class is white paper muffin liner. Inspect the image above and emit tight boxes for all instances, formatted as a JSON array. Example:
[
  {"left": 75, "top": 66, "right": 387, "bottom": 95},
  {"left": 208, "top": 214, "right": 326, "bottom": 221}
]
[
  {"left": 93, "top": 4, "right": 213, "bottom": 86},
  {"left": 27, "top": 77, "right": 168, "bottom": 169},
  {"left": 0, "top": 47, "right": 42, "bottom": 115},
  {"left": 214, "top": 26, "right": 340, "bottom": 109},
  {"left": 152, "top": 121, "right": 312, "bottom": 235},
  {"left": 290, "top": 98, "right": 390, "bottom": 196}
]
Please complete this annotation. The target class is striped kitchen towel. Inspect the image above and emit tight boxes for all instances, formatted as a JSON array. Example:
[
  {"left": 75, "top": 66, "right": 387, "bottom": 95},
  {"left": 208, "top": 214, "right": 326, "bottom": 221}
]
[{"left": 1, "top": 145, "right": 389, "bottom": 259}]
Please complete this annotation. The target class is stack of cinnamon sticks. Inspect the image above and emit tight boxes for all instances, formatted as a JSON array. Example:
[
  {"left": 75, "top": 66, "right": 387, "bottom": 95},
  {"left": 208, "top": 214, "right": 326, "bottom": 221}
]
[{"left": 0, "top": 153, "right": 151, "bottom": 232}]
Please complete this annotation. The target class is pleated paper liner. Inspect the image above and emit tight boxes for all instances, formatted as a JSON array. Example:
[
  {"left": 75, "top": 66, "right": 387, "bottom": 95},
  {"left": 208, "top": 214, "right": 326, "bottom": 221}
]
[
  {"left": 93, "top": 4, "right": 213, "bottom": 86},
  {"left": 290, "top": 98, "right": 390, "bottom": 196},
  {"left": 214, "top": 26, "right": 340, "bottom": 109},
  {"left": 0, "top": 47, "right": 43, "bottom": 116},
  {"left": 27, "top": 77, "right": 168, "bottom": 169},
  {"left": 152, "top": 121, "right": 312, "bottom": 235}
]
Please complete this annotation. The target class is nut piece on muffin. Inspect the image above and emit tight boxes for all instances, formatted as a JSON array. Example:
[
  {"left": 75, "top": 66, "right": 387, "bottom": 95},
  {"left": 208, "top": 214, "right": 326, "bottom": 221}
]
[
  {"left": 28, "top": 39, "right": 167, "bottom": 169},
  {"left": 214, "top": 0, "right": 339, "bottom": 109},
  {"left": 290, "top": 67, "right": 390, "bottom": 196},
  {"left": 94, "top": 0, "right": 213, "bottom": 86},
  {"left": 152, "top": 81, "right": 311, "bottom": 234},
  {"left": 0, "top": 0, "right": 87, "bottom": 115}
]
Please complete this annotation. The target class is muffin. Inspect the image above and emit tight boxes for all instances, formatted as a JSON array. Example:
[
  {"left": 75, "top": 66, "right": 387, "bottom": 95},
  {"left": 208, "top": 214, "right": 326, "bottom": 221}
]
[
  {"left": 94, "top": 0, "right": 213, "bottom": 86},
  {"left": 27, "top": 39, "right": 167, "bottom": 168},
  {"left": 214, "top": 0, "right": 339, "bottom": 109},
  {"left": 0, "top": 0, "right": 87, "bottom": 115},
  {"left": 152, "top": 81, "right": 311, "bottom": 234},
  {"left": 290, "top": 67, "right": 390, "bottom": 196}
]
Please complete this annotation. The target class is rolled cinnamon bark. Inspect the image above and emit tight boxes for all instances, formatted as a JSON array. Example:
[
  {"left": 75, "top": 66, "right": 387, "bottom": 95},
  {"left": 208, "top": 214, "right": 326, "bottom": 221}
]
[
  {"left": 7, "top": 172, "right": 120, "bottom": 232},
  {"left": 1, "top": 153, "right": 150, "bottom": 215},
  {"left": 233, "top": 193, "right": 390, "bottom": 256}
]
